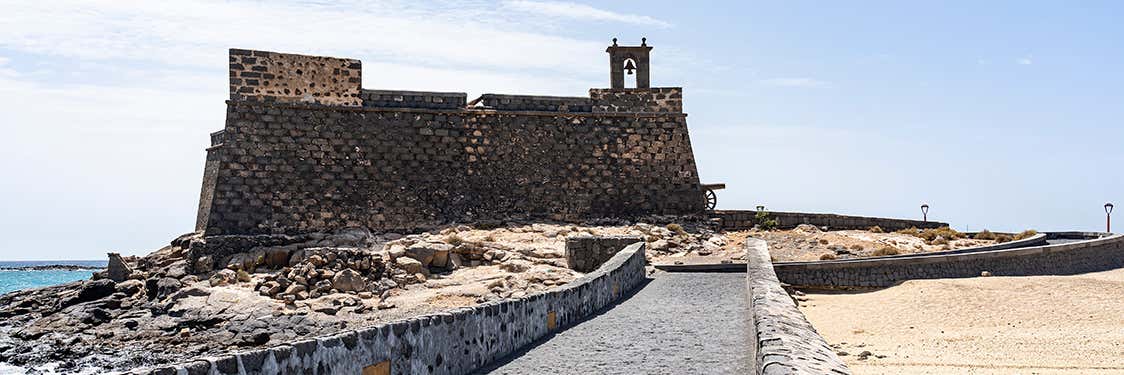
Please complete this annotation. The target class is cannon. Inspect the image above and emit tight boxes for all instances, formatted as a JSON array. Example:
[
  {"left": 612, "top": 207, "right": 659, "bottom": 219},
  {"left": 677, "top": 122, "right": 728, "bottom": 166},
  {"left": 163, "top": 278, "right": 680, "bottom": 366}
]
[{"left": 700, "top": 183, "right": 726, "bottom": 211}]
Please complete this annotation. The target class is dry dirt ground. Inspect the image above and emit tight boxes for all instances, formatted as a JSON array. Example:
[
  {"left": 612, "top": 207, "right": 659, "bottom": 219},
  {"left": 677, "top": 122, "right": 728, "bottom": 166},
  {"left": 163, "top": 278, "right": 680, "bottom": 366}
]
[
  {"left": 752, "top": 226, "right": 997, "bottom": 262},
  {"left": 798, "top": 268, "right": 1124, "bottom": 374}
]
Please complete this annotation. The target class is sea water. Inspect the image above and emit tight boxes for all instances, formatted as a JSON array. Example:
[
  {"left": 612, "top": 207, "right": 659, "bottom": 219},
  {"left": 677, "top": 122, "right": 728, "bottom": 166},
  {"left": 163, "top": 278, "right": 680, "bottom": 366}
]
[{"left": 0, "top": 260, "right": 106, "bottom": 295}]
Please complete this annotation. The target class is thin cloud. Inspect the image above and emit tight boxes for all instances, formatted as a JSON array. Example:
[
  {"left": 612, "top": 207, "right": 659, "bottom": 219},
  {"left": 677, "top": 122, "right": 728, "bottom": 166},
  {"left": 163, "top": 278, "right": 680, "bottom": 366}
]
[
  {"left": 1017, "top": 58, "right": 1033, "bottom": 65},
  {"left": 504, "top": 1, "right": 672, "bottom": 28},
  {"left": 759, "top": 77, "right": 831, "bottom": 88}
]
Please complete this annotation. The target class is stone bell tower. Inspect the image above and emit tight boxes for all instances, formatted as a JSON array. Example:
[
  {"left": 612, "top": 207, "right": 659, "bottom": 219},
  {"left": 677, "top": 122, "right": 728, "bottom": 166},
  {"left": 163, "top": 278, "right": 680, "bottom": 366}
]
[{"left": 606, "top": 37, "right": 652, "bottom": 89}]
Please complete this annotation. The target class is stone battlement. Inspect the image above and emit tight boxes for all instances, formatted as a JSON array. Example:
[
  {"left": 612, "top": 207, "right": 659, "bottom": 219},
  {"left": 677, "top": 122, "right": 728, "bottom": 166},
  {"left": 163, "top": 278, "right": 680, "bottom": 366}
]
[{"left": 198, "top": 41, "right": 704, "bottom": 235}]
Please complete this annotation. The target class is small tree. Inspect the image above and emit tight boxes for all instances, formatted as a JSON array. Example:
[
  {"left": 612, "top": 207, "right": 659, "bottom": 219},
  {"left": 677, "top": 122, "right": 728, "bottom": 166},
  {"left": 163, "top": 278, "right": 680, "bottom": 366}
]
[{"left": 755, "top": 206, "right": 779, "bottom": 231}]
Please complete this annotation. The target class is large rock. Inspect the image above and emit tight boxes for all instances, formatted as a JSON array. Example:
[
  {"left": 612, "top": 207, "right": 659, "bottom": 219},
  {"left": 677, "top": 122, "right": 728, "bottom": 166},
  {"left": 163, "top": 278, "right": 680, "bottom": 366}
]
[
  {"left": 106, "top": 253, "right": 132, "bottom": 282},
  {"left": 406, "top": 242, "right": 453, "bottom": 266},
  {"left": 77, "top": 279, "right": 117, "bottom": 303},
  {"left": 331, "top": 269, "right": 365, "bottom": 292},
  {"left": 209, "top": 269, "right": 237, "bottom": 287},
  {"left": 395, "top": 257, "right": 424, "bottom": 275},
  {"left": 146, "top": 277, "right": 182, "bottom": 300}
]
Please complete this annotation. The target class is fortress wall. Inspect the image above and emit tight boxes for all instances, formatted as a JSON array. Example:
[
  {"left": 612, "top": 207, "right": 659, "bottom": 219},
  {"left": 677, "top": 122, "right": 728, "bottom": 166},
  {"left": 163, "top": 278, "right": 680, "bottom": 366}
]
[
  {"left": 774, "top": 233, "right": 1124, "bottom": 288},
  {"left": 201, "top": 101, "right": 702, "bottom": 235},
  {"left": 141, "top": 243, "right": 648, "bottom": 375},
  {"left": 589, "top": 87, "right": 682, "bottom": 113},
  {"left": 711, "top": 210, "right": 945, "bottom": 232},
  {"left": 361, "top": 89, "right": 467, "bottom": 110},
  {"left": 745, "top": 238, "right": 852, "bottom": 374},
  {"left": 476, "top": 94, "right": 594, "bottom": 113},
  {"left": 229, "top": 49, "right": 362, "bottom": 107}
]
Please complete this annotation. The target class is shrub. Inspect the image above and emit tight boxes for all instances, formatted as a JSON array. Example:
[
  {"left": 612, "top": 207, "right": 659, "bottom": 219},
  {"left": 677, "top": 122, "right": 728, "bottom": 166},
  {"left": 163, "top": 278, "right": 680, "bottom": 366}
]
[
  {"left": 819, "top": 253, "right": 837, "bottom": 261},
  {"left": 871, "top": 246, "right": 901, "bottom": 256},
  {"left": 895, "top": 227, "right": 921, "bottom": 237},
  {"left": 930, "top": 237, "right": 949, "bottom": 246},
  {"left": 850, "top": 244, "right": 864, "bottom": 251},
  {"left": 918, "top": 227, "right": 965, "bottom": 242},
  {"left": 754, "top": 209, "right": 779, "bottom": 231},
  {"left": 445, "top": 234, "right": 465, "bottom": 246},
  {"left": 1013, "top": 229, "right": 1039, "bottom": 241},
  {"left": 483, "top": 234, "right": 496, "bottom": 242},
  {"left": 995, "top": 234, "right": 1013, "bottom": 243},
  {"left": 819, "top": 239, "right": 829, "bottom": 245},
  {"left": 666, "top": 223, "right": 687, "bottom": 236},
  {"left": 868, "top": 226, "right": 884, "bottom": 233},
  {"left": 974, "top": 230, "right": 998, "bottom": 241}
]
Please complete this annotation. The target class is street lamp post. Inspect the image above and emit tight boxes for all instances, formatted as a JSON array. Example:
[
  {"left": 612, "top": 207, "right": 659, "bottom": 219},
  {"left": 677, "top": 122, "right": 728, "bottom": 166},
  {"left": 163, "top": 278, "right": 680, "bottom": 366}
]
[
  {"left": 1107, "top": 203, "right": 1114, "bottom": 233},
  {"left": 921, "top": 204, "right": 929, "bottom": 222}
]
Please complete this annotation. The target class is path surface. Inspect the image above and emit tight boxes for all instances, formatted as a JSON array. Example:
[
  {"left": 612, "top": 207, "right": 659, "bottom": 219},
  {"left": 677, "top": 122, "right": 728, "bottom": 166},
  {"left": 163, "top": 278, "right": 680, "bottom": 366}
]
[{"left": 477, "top": 272, "right": 750, "bottom": 374}]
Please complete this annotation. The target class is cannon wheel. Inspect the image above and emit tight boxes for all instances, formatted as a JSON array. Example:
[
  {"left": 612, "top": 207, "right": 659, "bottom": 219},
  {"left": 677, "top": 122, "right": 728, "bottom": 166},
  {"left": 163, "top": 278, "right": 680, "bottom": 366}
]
[{"left": 704, "top": 189, "right": 717, "bottom": 210}]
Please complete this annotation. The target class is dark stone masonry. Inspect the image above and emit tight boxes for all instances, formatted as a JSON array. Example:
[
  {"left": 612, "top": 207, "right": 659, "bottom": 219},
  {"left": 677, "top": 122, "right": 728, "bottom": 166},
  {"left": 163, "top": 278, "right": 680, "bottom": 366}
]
[
  {"left": 198, "top": 42, "right": 703, "bottom": 236},
  {"left": 565, "top": 235, "right": 643, "bottom": 272}
]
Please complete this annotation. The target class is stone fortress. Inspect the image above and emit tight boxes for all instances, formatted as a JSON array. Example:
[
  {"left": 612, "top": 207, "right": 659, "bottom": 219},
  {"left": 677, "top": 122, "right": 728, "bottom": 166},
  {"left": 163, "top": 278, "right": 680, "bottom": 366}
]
[
  {"left": 4, "top": 38, "right": 1119, "bottom": 375},
  {"left": 197, "top": 38, "right": 702, "bottom": 236}
]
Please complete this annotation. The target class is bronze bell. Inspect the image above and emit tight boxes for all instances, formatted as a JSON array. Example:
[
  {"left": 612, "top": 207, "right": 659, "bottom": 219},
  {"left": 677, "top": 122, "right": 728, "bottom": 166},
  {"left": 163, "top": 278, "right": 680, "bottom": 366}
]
[{"left": 623, "top": 59, "right": 637, "bottom": 75}]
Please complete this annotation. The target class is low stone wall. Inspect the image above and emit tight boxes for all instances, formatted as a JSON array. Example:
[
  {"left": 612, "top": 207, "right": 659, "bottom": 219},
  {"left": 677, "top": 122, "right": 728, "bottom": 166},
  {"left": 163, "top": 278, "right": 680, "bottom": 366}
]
[
  {"left": 711, "top": 210, "right": 945, "bottom": 232},
  {"left": 474, "top": 94, "right": 593, "bottom": 113},
  {"left": 565, "top": 235, "right": 643, "bottom": 272},
  {"left": 135, "top": 243, "right": 647, "bottom": 375},
  {"left": 775, "top": 234, "right": 1124, "bottom": 288},
  {"left": 745, "top": 238, "right": 851, "bottom": 374},
  {"left": 589, "top": 88, "right": 683, "bottom": 113},
  {"left": 361, "top": 90, "right": 467, "bottom": 110}
]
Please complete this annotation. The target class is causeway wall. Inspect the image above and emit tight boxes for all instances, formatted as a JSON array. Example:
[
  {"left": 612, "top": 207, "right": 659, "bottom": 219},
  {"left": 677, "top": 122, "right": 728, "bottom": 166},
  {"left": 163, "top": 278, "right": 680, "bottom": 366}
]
[
  {"left": 774, "top": 233, "right": 1123, "bottom": 288},
  {"left": 745, "top": 238, "right": 851, "bottom": 374},
  {"left": 198, "top": 49, "right": 703, "bottom": 236},
  {"left": 710, "top": 210, "right": 945, "bottom": 232},
  {"left": 134, "top": 242, "right": 647, "bottom": 375}
]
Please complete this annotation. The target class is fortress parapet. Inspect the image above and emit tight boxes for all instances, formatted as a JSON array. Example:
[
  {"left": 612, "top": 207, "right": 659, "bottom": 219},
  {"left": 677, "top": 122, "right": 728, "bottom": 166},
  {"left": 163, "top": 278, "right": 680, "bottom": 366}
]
[{"left": 199, "top": 39, "right": 703, "bottom": 235}]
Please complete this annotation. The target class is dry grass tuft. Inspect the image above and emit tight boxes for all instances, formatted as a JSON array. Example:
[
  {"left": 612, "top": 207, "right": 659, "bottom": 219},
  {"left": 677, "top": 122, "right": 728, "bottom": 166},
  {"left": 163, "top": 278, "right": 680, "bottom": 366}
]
[{"left": 872, "top": 246, "right": 901, "bottom": 256}]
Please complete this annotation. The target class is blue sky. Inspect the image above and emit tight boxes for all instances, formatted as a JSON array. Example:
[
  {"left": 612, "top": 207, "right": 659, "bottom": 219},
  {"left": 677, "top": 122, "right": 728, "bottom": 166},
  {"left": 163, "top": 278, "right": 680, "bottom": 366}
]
[{"left": 0, "top": 1, "right": 1120, "bottom": 260}]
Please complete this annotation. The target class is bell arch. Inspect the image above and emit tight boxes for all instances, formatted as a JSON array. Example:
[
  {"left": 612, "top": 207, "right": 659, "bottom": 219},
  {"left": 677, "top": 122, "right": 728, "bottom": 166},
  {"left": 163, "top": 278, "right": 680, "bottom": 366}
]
[{"left": 606, "top": 37, "right": 652, "bottom": 89}]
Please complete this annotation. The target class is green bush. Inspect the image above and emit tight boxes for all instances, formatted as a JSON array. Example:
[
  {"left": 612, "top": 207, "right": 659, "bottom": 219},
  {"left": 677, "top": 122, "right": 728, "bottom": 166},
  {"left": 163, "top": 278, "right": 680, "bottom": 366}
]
[{"left": 755, "top": 209, "right": 779, "bottom": 231}]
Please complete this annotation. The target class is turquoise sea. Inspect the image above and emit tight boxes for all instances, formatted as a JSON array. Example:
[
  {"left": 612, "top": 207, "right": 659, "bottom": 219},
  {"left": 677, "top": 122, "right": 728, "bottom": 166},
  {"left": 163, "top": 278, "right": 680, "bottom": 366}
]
[{"left": 0, "top": 261, "right": 106, "bottom": 295}]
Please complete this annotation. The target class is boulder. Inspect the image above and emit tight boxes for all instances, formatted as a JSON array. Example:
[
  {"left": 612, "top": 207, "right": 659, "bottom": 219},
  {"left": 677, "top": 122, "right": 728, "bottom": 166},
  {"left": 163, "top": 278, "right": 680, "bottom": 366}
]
[
  {"left": 193, "top": 256, "right": 214, "bottom": 273},
  {"left": 331, "top": 269, "right": 365, "bottom": 292},
  {"left": 106, "top": 253, "right": 132, "bottom": 282},
  {"left": 430, "top": 249, "right": 451, "bottom": 268},
  {"left": 115, "top": 279, "right": 144, "bottom": 296},
  {"left": 146, "top": 277, "right": 182, "bottom": 300},
  {"left": 264, "top": 248, "right": 292, "bottom": 268},
  {"left": 406, "top": 242, "right": 454, "bottom": 266},
  {"left": 209, "top": 269, "right": 237, "bottom": 287},
  {"left": 395, "top": 257, "right": 424, "bottom": 275},
  {"left": 77, "top": 279, "right": 117, "bottom": 303}
]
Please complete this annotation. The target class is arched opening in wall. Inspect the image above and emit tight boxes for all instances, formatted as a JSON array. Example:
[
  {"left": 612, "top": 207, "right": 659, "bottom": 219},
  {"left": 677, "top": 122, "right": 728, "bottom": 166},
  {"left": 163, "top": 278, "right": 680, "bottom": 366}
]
[{"left": 622, "top": 57, "right": 638, "bottom": 88}]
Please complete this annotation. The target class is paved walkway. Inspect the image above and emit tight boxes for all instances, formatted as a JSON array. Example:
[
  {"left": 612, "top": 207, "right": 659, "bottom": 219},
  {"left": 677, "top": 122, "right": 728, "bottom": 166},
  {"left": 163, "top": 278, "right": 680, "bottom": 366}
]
[{"left": 476, "top": 272, "right": 750, "bottom": 374}]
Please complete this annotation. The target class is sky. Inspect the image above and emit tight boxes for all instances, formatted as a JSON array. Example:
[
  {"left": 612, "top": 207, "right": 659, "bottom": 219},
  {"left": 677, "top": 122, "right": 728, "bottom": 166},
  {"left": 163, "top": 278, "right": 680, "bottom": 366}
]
[{"left": 0, "top": 1, "right": 1121, "bottom": 260}]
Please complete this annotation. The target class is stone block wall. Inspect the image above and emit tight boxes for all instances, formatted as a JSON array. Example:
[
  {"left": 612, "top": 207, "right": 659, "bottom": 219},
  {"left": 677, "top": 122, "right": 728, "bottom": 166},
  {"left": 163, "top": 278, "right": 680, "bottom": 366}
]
[
  {"left": 710, "top": 210, "right": 945, "bottom": 232},
  {"left": 589, "top": 88, "right": 682, "bottom": 113},
  {"left": 200, "top": 48, "right": 704, "bottom": 236},
  {"left": 475, "top": 94, "right": 593, "bottom": 113},
  {"left": 774, "top": 233, "right": 1124, "bottom": 288},
  {"left": 361, "top": 90, "right": 467, "bottom": 110},
  {"left": 200, "top": 101, "right": 702, "bottom": 235},
  {"left": 229, "top": 49, "right": 362, "bottom": 106},
  {"left": 745, "top": 238, "right": 851, "bottom": 374},
  {"left": 565, "top": 235, "right": 643, "bottom": 272},
  {"left": 136, "top": 243, "right": 648, "bottom": 375}
]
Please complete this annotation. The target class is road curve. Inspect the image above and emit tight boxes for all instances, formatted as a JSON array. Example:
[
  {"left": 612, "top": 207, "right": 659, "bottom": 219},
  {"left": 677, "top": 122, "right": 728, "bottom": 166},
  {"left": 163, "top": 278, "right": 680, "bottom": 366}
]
[{"left": 476, "top": 272, "right": 750, "bottom": 374}]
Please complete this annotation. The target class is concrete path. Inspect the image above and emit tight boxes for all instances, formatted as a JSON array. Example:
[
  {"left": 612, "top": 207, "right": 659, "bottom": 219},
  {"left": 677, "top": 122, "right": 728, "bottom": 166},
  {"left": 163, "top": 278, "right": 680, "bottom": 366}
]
[{"left": 476, "top": 272, "right": 750, "bottom": 374}]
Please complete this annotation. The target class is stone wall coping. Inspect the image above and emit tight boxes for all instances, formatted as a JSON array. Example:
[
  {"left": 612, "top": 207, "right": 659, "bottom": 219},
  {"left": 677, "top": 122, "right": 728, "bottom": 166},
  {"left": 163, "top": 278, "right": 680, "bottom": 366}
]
[
  {"left": 745, "top": 238, "right": 851, "bottom": 374},
  {"left": 787, "top": 233, "right": 1050, "bottom": 265},
  {"left": 362, "top": 89, "right": 468, "bottom": 97},
  {"left": 129, "top": 242, "right": 648, "bottom": 375},
  {"left": 225, "top": 99, "right": 688, "bottom": 118},
  {"left": 475, "top": 93, "right": 592, "bottom": 101},
  {"left": 776, "top": 233, "right": 1121, "bottom": 271}
]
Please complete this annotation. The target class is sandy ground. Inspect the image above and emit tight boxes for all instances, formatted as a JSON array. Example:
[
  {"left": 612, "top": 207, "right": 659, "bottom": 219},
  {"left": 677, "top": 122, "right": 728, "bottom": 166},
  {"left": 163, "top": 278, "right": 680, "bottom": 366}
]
[{"left": 798, "top": 268, "right": 1124, "bottom": 374}]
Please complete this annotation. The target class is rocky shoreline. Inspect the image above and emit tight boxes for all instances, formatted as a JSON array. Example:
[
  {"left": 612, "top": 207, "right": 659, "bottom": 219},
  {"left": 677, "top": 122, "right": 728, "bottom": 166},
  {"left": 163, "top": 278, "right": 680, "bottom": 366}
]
[{"left": 0, "top": 218, "right": 720, "bottom": 373}]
